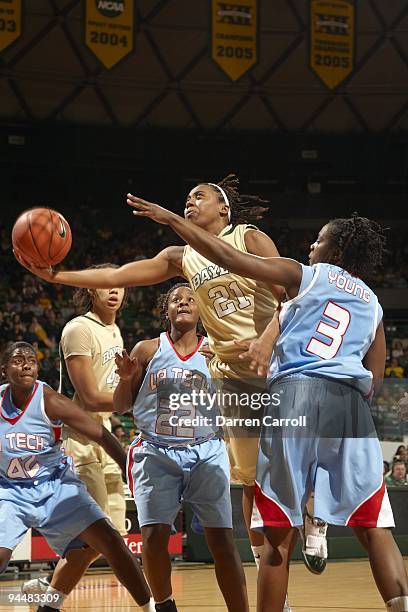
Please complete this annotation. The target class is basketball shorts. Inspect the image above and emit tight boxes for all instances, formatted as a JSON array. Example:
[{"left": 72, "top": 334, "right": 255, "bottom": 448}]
[
  {"left": 0, "top": 465, "right": 106, "bottom": 557},
  {"left": 63, "top": 436, "right": 126, "bottom": 535},
  {"left": 209, "top": 356, "right": 263, "bottom": 486},
  {"left": 252, "top": 376, "right": 395, "bottom": 529},
  {"left": 127, "top": 437, "right": 232, "bottom": 529}
]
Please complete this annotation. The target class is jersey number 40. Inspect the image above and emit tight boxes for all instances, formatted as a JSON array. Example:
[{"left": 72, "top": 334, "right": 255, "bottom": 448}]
[{"left": 7, "top": 456, "right": 40, "bottom": 479}]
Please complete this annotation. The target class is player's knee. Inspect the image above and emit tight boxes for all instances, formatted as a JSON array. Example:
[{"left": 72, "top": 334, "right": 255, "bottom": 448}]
[
  {"left": 103, "top": 524, "right": 123, "bottom": 547},
  {"left": 205, "top": 529, "right": 236, "bottom": 559},
  {"left": 63, "top": 545, "right": 100, "bottom": 572},
  {"left": 91, "top": 521, "right": 124, "bottom": 558},
  {"left": 142, "top": 526, "right": 168, "bottom": 557},
  {"left": 353, "top": 526, "right": 391, "bottom": 552},
  {"left": 0, "top": 549, "right": 12, "bottom": 574},
  {"left": 80, "top": 546, "right": 101, "bottom": 564}
]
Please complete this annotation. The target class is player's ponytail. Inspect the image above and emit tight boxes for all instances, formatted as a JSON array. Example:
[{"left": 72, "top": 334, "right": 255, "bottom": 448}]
[
  {"left": 207, "top": 173, "right": 270, "bottom": 225},
  {"left": 327, "top": 213, "right": 387, "bottom": 279}
]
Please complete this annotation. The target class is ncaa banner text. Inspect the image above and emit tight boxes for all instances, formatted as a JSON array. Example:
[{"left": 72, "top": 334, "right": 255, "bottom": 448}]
[
  {"left": 212, "top": 0, "right": 257, "bottom": 82},
  {"left": 0, "top": 0, "right": 21, "bottom": 54},
  {"left": 310, "top": 0, "right": 355, "bottom": 90},
  {"left": 85, "top": 0, "right": 134, "bottom": 69}
]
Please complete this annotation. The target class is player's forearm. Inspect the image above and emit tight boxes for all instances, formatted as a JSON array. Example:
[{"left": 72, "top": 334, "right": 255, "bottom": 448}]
[
  {"left": 100, "top": 426, "right": 127, "bottom": 473},
  {"left": 258, "top": 314, "right": 280, "bottom": 347},
  {"left": 52, "top": 259, "right": 166, "bottom": 289},
  {"left": 78, "top": 420, "right": 127, "bottom": 472},
  {"left": 373, "top": 376, "right": 384, "bottom": 397},
  {"left": 51, "top": 267, "right": 121, "bottom": 288},
  {"left": 113, "top": 380, "right": 135, "bottom": 414},
  {"left": 80, "top": 391, "right": 115, "bottom": 412}
]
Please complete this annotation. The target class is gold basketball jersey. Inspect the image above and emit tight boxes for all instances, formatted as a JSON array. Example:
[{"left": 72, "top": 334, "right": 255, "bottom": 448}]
[
  {"left": 59, "top": 312, "right": 123, "bottom": 439},
  {"left": 182, "top": 224, "right": 278, "bottom": 362}
]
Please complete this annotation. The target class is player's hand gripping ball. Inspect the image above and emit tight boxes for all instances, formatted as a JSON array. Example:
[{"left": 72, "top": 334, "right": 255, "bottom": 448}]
[{"left": 12, "top": 207, "right": 72, "bottom": 268}]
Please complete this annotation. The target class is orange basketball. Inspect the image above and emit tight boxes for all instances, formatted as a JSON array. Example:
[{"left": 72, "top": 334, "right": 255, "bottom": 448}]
[{"left": 12, "top": 207, "right": 72, "bottom": 267}]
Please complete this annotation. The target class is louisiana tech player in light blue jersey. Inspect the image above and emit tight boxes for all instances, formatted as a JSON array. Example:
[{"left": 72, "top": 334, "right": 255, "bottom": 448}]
[
  {"left": 271, "top": 262, "right": 382, "bottom": 395},
  {"left": 0, "top": 379, "right": 66, "bottom": 483},
  {"left": 114, "top": 284, "right": 249, "bottom": 612},
  {"left": 0, "top": 342, "right": 152, "bottom": 612},
  {"left": 135, "top": 207, "right": 408, "bottom": 612},
  {"left": 132, "top": 330, "right": 217, "bottom": 444}
]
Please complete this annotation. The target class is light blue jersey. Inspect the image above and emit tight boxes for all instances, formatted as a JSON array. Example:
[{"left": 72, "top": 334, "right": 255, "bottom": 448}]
[
  {"left": 271, "top": 263, "right": 382, "bottom": 394},
  {"left": 0, "top": 381, "right": 67, "bottom": 485},
  {"left": 0, "top": 380, "right": 107, "bottom": 559},
  {"left": 129, "top": 333, "right": 231, "bottom": 528},
  {"left": 133, "top": 332, "right": 218, "bottom": 444}
]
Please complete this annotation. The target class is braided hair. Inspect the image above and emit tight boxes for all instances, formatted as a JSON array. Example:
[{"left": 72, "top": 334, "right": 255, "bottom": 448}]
[
  {"left": 0, "top": 342, "right": 36, "bottom": 383},
  {"left": 157, "top": 282, "right": 191, "bottom": 328},
  {"left": 207, "top": 173, "right": 270, "bottom": 225},
  {"left": 327, "top": 213, "right": 387, "bottom": 279},
  {"left": 73, "top": 263, "right": 129, "bottom": 313}
]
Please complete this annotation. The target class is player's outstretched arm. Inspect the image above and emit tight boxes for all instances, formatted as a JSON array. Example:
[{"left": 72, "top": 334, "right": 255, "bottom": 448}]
[
  {"left": 43, "top": 386, "right": 126, "bottom": 472},
  {"left": 18, "top": 246, "right": 183, "bottom": 288},
  {"left": 113, "top": 341, "right": 156, "bottom": 414},
  {"left": 128, "top": 194, "right": 302, "bottom": 296}
]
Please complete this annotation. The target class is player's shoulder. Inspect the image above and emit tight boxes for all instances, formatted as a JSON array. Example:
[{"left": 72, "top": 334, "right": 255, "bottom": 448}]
[
  {"left": 131, "top": 337, "right": 159, "bottom": 360},
  {"left": 229, "top": 223, "right": 259, "bottom": 236},
  {"left": 220, "top": 223, "right": 257, "bottom": 248},
  {"left": 62, "top": 314, "right": 92, "bottom": 333},
  {"left": 61, "top": 314, "right": 99, "bottom": 345}
]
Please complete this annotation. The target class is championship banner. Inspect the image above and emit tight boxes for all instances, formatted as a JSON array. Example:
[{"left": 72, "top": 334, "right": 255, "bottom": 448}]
[
  {"left": 85, "top": 0, "right": 134, "bottom": 70},
  {"left": 211, "top": 0, "right": 257, "bottom": 82},
  {"left": 0, "top": 0, "right": 22, "bottom": 54},
  {"left": 310, "top": 0, "right": 355, "bottom": 90}
]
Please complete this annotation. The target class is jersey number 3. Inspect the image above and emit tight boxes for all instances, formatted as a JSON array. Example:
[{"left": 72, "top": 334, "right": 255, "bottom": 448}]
[{"left": 306, "top": 301, "right": 350, "bottom": 360}]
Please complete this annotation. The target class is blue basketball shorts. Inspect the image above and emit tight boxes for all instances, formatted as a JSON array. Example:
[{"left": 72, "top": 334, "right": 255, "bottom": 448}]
[
  {"left": 252, "top": 376, "right": 395, "bottom": 529},
  {"left": 0, "top": 465, "right": 106, "bottom": 556},
  {"left": 127, "top": 437, "right": 232, "bottom": 529}
]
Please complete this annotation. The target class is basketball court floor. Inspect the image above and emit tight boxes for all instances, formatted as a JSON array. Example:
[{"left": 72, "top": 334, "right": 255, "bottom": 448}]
[{"left": 2, "top": 558, "right": 407, "bottom": 611}]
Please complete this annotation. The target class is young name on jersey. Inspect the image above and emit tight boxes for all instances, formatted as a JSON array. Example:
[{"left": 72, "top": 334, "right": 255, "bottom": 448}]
[{"left": 328, "top": 269, "right": 371, "bottom": 302}]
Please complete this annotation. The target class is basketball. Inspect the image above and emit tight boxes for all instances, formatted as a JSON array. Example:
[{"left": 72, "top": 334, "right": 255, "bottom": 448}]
[{"left": 12, "top": 207, "right": 72, "bottom": 267}]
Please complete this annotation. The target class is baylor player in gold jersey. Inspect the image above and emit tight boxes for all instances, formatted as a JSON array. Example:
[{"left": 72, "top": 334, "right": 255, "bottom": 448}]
[
  {"left": 22, "top": 265, "right": 137, "bottom": 610},
  {"left": 23, "top": 176, "right": 292, "bottom": 610}
]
